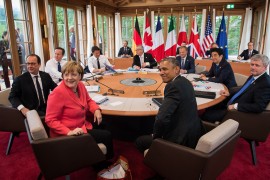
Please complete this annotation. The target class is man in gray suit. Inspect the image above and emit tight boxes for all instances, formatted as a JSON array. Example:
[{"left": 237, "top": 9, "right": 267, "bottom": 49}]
[{"left": 135, "top": 57, "right": 204, "bottom": 152}]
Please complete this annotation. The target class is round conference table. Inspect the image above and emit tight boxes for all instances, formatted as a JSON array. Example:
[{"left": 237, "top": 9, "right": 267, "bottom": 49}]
[{"left": 87, "top": 71, "right": 227, "bottom": 116}]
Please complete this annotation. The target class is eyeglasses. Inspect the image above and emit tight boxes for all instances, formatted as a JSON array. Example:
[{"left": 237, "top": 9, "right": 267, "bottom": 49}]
[{"left": 26, "top": 62, "right": 37, "bottom": 66}]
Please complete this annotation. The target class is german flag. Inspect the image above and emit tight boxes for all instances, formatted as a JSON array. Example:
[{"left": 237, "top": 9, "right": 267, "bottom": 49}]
[{"left": 132, "top": 15, "right": 142, "bottom": 54}]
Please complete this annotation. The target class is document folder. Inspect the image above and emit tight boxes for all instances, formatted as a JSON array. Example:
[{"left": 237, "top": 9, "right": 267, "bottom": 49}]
[{"left": 194, "top": 91, "right": 216, "bottom": 99}]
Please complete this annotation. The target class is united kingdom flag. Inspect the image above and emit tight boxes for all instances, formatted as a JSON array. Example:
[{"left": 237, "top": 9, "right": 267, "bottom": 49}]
[{"left": 189, "top": 15, "right": 202, "bottom": 58}]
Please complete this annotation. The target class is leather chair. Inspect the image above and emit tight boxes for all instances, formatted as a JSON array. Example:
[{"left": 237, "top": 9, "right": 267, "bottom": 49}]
[
  {"left": 25, "top": 110, "right": 106, "bottom": 180},
  {"left": 0, "top": 88, "right": 26, "bottom": 155},
  {"left": 144, "top": 120, "right": 241, "bottom": 180},
  {"left": 222, "top": 103, "right": 270, "bottom": 165},
  {"left": 234, "top": 73, "right": 248, "bottom": 86},
  {"left": 195, "top": 65, "right": 207, "bottom": 74}
]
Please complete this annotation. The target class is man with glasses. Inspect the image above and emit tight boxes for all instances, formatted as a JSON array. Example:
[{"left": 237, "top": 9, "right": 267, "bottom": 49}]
[
  {"left": 9, "top": 54, "right": 57, "bottom": 116},
  {"left": 132, "top": 45, "right": 157, "bottom": 70},
  {"left": 45, "top": 47, "right": 67, "bottom": 83}
]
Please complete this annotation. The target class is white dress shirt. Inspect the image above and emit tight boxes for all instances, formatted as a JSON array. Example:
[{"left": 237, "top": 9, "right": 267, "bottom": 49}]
[
  {"left": 87, "top": 55, "right": 112, "bottom": 72},
  {"left": 45, "top": 58, "right": 67, "bottom": 83}
]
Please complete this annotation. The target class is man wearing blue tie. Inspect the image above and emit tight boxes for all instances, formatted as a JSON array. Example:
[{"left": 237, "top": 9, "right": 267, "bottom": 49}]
[
  {"left": 45, "top": 47, "right": 67, "bottom": 83},
  {"left": 176, "top": 46, "right": 195, "bottom": 74},
  {"left": 202, "top": 54, "right": 270, "bottom": 123}
]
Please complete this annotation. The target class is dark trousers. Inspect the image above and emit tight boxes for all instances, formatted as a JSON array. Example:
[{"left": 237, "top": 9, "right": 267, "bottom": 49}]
[
  {"left": 1, "top": 57, "right": 13, "bottom": 88},
  {"left": 70, "top": 48, "right": 76, "bottom": 61},
  {"left": 88, "top": 129, "right": 114, "bottom": 159},
  {"left": 135, "top": 135, "right": 153, "bottom": 153}
]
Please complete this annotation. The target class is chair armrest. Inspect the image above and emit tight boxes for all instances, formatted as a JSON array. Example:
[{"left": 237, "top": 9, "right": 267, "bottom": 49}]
[
  {"left": 0, "top": 106, "right": 25, "bottom": 132},
  {"left": 223, "top": 110, "right": 270, "bottom": 141},
  {"left": 144, "top": 139, "right": 207, "bottom": 180},
  {"left": 31, "top": 134, "right": 105, "bottom": 179}
]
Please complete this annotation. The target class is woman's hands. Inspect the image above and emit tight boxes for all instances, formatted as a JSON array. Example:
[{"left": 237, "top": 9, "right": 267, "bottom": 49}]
[
  {"left": 67, "top": 128, "right": 84, "bottom": 136},
  {"left": 94, "top": 109, "right": 102, "bottom": 125}
]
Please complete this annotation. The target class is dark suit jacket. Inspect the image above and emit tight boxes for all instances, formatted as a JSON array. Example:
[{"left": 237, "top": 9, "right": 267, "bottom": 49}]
[
  {"left": 153, "top": 75, "right": 204, "bottom": 148},
  {"left": 9, "top": 71, "right": 57, "bottom": 113},
  {"left": 132, "top": 53, "right": 157, "bottom": 69},
  {"left": 232, "top": 73, "right": 270, "bottom": 113},
  {"left": 118, "top": 46, "right": 133, "bottom": 57},
  {"left": 176, "top": 55, "right": 195, "bottom": 73},
  {"left": 206, "top": 59, "right": 237, "bottom": 89},
  {"left": 239, "top": 49, "right": 259, "bottom": 60}
]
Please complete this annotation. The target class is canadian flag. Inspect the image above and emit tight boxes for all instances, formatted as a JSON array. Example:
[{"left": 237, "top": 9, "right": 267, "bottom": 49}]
[
  {"left": 177, "top": 14, "right": 188, "bottom": 47},
  {"left": 143, "top": 14, "right": 153, "bottom": 54},
  {"left": 189, "top": 15, "right": 203, "bottom": 58}
]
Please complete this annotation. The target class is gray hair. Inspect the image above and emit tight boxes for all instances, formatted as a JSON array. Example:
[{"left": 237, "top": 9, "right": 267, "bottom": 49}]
[
  {"left": 251, "top": 54, "right": 270, "bottom": 67},
  {"left": 160, "top": 57, "right": 180, "bottom": 67},
  {"left": 136, "top": 45, "right": 144, "bottom": 51}
]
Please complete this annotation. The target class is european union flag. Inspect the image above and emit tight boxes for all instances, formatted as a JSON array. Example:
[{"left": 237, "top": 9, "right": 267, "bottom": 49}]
[{"left": 216, "top": 13, "right": 228, "bottom": 60}]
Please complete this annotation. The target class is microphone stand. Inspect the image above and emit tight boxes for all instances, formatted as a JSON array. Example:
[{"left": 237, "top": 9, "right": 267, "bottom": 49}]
[
  {"left": 95, "top": 78, "right": 124, "bottom": 96},
  {"left": 154, "top": 82, "right": 163, "bottom": 96}
]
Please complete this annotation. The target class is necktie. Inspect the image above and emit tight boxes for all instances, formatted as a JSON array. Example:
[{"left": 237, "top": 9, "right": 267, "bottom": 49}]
[
  {"left": 227, "top": 77, "right": 254, "bottom": 106},
  {"left": 58, "top": 62, "right": 61, "bottom": 72},
  {"left": 181, "top": 59, "right": 185, "bottom": 68},
  {"left": 249, "top": 51, "right": 252, "bottom": 58},
  {"left": 97, "top": 58, "right": 101, "bottom": 69},
  {"left": 124, "top": 48, "right": 127, "bottom": 54},
  {"left": 35, "top": 76, "right": 45, "bottom": 108},
  {"left": 140, "top": 56, "right": 143, "bottom": 67},
  {"left": 215, "top": 65, "right": 219, "bottom": 73}
]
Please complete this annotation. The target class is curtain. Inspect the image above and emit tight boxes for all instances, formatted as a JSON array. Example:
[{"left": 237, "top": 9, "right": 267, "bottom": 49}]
[
  {"left": 44, "top": 0, "right": 54, "bottom": 59},
  {"left": 239, "top": 8, "right": 253, "bottom": 55},
  {"left": 115, "top": 12, "right": 122, "bottom": 57},
  {"left": 263, "top": 1, "right": 270, "bottom": 74},
  {"left": 94, "top": 6, "right": 98, "bottom": 46},
  {"left": 200, "top": 9, "right": 207, "bottom": 45},
  {"left": 30, "top": 0, "right": 45, "bottom": 70},
  {"left": 86, "top": 5, "right": 94, "bottom": 58},
  {"left": 212, "top": 9, "right": 216, "bottom": 40}
]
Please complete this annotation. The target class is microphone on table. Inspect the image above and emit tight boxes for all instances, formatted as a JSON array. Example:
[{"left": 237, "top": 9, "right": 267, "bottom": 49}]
[
  {"left": 95, "top": 78, "right": 124, "bottom": 95},
  {"left": 143, "top": 82, "right": 163, "bottom": 96}
]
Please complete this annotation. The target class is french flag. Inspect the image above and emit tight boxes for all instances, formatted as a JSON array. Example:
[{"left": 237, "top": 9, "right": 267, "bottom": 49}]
[{"left": 152, "top": 16, "right": 164, "bottom": 62}]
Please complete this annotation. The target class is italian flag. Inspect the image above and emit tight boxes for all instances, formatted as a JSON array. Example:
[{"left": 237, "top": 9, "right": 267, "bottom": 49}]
[{"left": 165, "top": 15, "right": 177, "bottom": 57}]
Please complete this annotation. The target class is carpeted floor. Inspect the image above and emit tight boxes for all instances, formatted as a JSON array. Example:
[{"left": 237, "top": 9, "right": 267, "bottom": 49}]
[{"left": 0, "top": 131, "right": 270, "bottom": 180}]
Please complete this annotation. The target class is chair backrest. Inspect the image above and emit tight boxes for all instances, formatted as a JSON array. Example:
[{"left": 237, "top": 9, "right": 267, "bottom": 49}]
[
  {"left": 25, "top": 110, "right": 48, "bottom": 140},
  {"left": 265, "top": 102, "right": 270, "bottom": 110},
  {"left": 234, "top": 73, "right": 248, "bottom": 86},
  {"left": 144, "top": 119, "right": 241, "bottom": 180},
  {"left": 0, "top": 88, "right": 11, "bottom": 106},
  {"left": 196, "top": 119, "right": 239, "bottom": 153},
  {"left": 195, "top": 65, "right": 207, "bottom": 74}
]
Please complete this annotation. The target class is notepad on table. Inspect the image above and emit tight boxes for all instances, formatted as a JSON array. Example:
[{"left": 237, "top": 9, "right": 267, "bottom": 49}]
[
  {"left": 92, "top": 95, "right": 109, "bottom": 104},
  {"left": 86, "top": 85, "right": 100, "bottom": 93}
]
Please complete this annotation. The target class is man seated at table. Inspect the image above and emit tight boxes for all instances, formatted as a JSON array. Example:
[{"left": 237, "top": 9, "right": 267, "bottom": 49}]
[
  {"left": 135, "top": 57, "right": 204, "bottom": 153},
  {"left": 202, "top": 54, "right": 270, "bottom": 123},
  {"left": 88, "top": 46, "right": 113, "bottom": 74},
  {"left": 205, "top": 43, "right": 219, "bottom": 58},
  {"left": 200, "top": 48, "right": 237, "bottom": 89},
  {"left": 132, "top": 45, "right": 157, "bottom": 70},
  {"left": 238, "top": 42, "right": 259, "bottom": 60},
  {"left": 9, "top": 54, "right": 57, "bottom": 116},
  {"left": 45, "top": 47, "right": 67, "bottom": 83},
  {"left": 118, "top": 40, "right": 133, "bottom": 58},
  {"left": 176, "top": 46, "right": 195, "bottom": 74}
]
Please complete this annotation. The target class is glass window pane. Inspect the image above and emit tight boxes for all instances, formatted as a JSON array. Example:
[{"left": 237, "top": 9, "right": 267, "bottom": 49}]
[
  {"left": 67, "top": 8, "right": 75, "bottom": 60},
  {"left": 0, "top": 0, "right": 7, "bottom": 36},
  {"left": 56, "top": 6, "right": 67, "bottom": 59},
  {"left": 228, "top": 15, "right": 242, "bottom": 55}
]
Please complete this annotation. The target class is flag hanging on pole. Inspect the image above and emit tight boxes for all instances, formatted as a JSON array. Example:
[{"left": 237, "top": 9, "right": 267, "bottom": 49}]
[
  {"left": 216, "top": 12, "right": 228, "bottom": 60},
  {"left": 202, "top": 14, "right": 214, "bottom": 57},
  {"left": 132, "top": 15, "right": 142, "bottom": 54},
  {"left": 189, "top": 14, "right": 202, "bottom": 58},
  {"left": 177, "top": 14, "right": 188, "bottom": 47},
  {"left": 165, "top": 15, "right": 177, "bottom": 56},
  {"left": 152, "top": 15, "right": 164, "bottom": 62},
  {"left": 143, "top": 13, "right": 153, "bottom": 54}
]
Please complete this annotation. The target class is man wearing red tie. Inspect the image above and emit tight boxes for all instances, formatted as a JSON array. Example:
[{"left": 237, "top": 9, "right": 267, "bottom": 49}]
[{"left": 238, "top": 42, "right": 259, "bottom": 60}]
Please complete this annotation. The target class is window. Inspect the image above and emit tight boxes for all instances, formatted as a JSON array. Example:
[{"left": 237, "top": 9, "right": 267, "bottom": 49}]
[
  {"left": 77, "top": 9, "right": 87, "bottom": 63},
  {"left": 98, "top": 14, "right": 113, "bottom": 57}
]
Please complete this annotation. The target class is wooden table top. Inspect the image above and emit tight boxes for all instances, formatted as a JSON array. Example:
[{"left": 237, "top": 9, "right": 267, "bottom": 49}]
[{"left": 87, "top": 72, "right": 227, "bottom": 116}]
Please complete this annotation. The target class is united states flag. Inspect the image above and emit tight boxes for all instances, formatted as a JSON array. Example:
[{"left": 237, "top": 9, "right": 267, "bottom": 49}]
[{"left": 202, "top": 14, "right": 214, "bottom": 57}]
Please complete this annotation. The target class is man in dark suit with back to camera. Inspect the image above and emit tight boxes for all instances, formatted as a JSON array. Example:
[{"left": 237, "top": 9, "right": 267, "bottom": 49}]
[
  {"left": 9, "top": 54, "right": 57, "bottom": 116},
  {"left": 238, "top": 42, "right": 259, "bottom": 60},
  {"left": 200, "top": 48, "right": 237, "bottom": 89},
  {"left": 132, "top": 45, "right": 157, "bottom": 70},
  {"left": 135, "top": 57, "right": 204, "bottom": 153},
  {"left": 118, "top": 40, "right": 133, "bottom": 57},
  {"left": 176, "top": 46, "right": 195, "bottom": 74},
  {"left": 202, "top": 54, "right": 270, "bottom": 123}
]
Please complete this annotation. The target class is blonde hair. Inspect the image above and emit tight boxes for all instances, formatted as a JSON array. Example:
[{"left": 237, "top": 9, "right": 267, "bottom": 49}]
[{"left": 62, "top": 61, "right": 84, "bottom": 80}]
